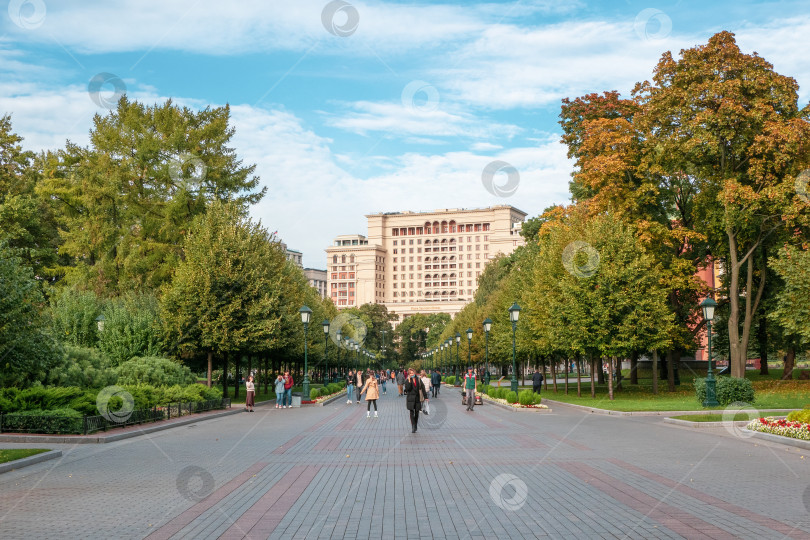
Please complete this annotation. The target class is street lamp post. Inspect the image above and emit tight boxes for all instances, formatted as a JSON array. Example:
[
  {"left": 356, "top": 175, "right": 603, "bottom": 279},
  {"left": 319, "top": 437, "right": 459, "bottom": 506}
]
[
  {"left": 454, "top": 334, "right": 461, "bottom": 386},
  {"left": 701, "top": 297, "right": 719, "bottom": 407},
  {"left": 322, "top": 319, "right": 330, "bottom": 384},
  {"left": 299, "top": 306, "right": 312, "bottom": 399},
  {"left": 483, "top": 318, "right": 492, "bottom": 386},
  {"left": 336, "top": 330, "right": 342, "bottom": 378},
  {"left": 508, "top": 302, "right": 521, "bottom": 393},
  {"left": 466, "top": 327, "right": 473, "bottom": 378}
]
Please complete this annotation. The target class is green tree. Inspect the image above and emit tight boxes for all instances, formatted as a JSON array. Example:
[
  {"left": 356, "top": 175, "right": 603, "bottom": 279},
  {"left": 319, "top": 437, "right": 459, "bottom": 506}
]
[
  {"left": 635, "top": 31, "right": 810, "bottom": 377},
  {"left": 97, "top": 293, "right": 163, "bottom": 365},
  {"left": 160, "top": 201, "right": 285, "bottom": 389},
  {"left": 38, "top": 98, "right": 265, "bottom": 295},
  {"left": 0, "top": 115, "right": 61, "bottom": 278},
  {"left": 0, "top": 245, "right": 59, "bottom": 387}
]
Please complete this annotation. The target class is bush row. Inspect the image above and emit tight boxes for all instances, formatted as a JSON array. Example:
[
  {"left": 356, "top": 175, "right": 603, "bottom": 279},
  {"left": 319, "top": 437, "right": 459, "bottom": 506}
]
[
  {"left": 786, "top": 408, "right": 810, "bottom": 423},
  {"left": 479, "top": 385, "right": 542, "bottom": 405},
  {"left": 0, "top": 383, "right": 222, "bottom": 416},
  {"left": 309, "top": 382, "right": 347, "bottom": 400}
]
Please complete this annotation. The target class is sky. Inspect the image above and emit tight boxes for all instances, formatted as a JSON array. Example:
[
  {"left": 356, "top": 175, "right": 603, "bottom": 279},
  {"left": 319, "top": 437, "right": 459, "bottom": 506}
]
[{"left": 2, "top": 0, "right": 810, "bottom": 268}]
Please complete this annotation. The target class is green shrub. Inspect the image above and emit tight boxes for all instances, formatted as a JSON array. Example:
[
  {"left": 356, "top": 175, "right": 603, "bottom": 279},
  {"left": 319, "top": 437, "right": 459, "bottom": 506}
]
[
  {"left": 1, "top": 408, "right": 83, "bottom": 434},
  {"left": 117, "top": 356, "right": 196, "bottom": 387},
  {"left": 310, "top": 388, "right": 320, "bottom": 400},
  {"left": 445, "top": 376, "right": 455, "bottom": 385},
  {"left": 694, "top": 377, "right": 755, "bottom": 406},
  {"left": 497, "top": 388, "right": 509, "bottom": 400},
  {"left": 97, "top": 293, "right": 163, "bottom": 365},
  {"left": 49, "top": 288, "right": 101, "bottom": 348},
  {"left": 787, "top": 409, "right": 810, "bottom": 423},
  {"left": 533, "top": 393, "right": 543, "bottom": 405},
  {"left": 518, "top": 390, "right": 534, "bottom": 406},
  {"left": 506, "top": 391, "right": 518, "bottom": 403},
  {"left": 44, "top": 345, "right": 117, "bottom": 389}
]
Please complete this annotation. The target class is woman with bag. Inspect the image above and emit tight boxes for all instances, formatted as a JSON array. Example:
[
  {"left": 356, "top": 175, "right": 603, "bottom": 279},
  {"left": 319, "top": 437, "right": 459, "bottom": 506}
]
[
  {"left": 361, "top": 370, "right": 380, "bottom": 418},
  {"left": 404, "top": 368, "right": 426, "bottom": 433}
]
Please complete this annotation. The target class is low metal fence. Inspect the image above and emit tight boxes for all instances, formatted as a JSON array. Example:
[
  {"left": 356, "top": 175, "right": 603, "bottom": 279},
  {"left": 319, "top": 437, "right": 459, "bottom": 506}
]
[{"left": 0, "top": 398, "right": 231, "bottom": 435}]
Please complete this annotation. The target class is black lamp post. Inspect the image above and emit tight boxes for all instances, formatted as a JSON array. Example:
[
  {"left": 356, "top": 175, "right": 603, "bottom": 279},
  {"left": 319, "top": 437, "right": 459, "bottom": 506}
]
[
  {"left": 483, "top": 318, "right": 492, "bottom": 386},
  {"left": 322, "top": 319, "right": 330, "bottom": 383},
  {"left": 466, "top": 327, "right": 473, "bottom": 376},
  {"left": 701, "top": 297, "right": 719, "bottom": 407},
  {"left": 508, "top": 302, "right": 521, "bottom": 393},
  {"left": 336, "top": 330, "right": 342, "bottom": 377},
  {"left": 455, "top": 332, "right": 461, "bottom": 377},
  {"left": 299, "top": 306, "right": 312, "bottom": 399}
]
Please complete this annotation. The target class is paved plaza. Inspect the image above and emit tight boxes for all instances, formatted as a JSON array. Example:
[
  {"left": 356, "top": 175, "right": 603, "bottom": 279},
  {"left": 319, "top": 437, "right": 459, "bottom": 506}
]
[{"left": 1, "top": 388, "right": 809, "bottom": 539}]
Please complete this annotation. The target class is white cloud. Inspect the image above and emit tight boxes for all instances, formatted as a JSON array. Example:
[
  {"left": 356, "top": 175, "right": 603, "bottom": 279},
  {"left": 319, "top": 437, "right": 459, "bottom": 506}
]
[
  {"left": 324, "top": 99, "right": 522, "bottom": 139},
  {"left": 470, "top": 142, "right": 502, "bottom": 151}
]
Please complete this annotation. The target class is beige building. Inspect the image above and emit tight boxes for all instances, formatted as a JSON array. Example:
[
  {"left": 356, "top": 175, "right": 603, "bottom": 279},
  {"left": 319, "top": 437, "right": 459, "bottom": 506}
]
[
  {"left": 326, "top": 206, "right": 527, "bottom": 320},
  {"left": 304, "top": 268, "right": 328, "bottom": 299}
]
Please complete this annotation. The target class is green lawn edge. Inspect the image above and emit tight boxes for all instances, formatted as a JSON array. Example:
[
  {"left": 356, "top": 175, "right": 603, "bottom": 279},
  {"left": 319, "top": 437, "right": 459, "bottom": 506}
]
[{"left": 0, "top": 448, "right": 50, "bottom": 464}]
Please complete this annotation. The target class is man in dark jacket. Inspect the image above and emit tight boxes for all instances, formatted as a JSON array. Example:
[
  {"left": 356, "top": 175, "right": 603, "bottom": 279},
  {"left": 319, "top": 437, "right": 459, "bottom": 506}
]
[
  {"left": 532, "top": 368, "right": 544, "bottom": 394},
  {"left": 430, "top": 369, "right": 441, "bottom": 398}
]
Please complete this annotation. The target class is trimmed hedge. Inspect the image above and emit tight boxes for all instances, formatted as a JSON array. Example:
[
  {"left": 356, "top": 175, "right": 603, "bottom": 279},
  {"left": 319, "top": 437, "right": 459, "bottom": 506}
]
[
  {"left": 518, "top": 390, "right": 534, "bottom": 406},
  {"left": 506, "top": 391, "right": 518, "bottom": 404},
  {"left": 117, "top": 356, "right": 197, "bottom": 387},
  {"left": 694, "top": 377, "right": 755, "bottom": 406},
  {"left": 787, "top": 408, "right": 810, "bottom": 423}
]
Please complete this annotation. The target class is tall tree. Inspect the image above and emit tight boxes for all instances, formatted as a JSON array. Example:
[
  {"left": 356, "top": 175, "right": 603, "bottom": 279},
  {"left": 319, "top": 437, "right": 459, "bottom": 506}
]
[
  {"left": 635, "top": 31, "right": 810, "bottom": 377},
  {"left": 38, "top": 98, "right": 265, "bottom": 295}
]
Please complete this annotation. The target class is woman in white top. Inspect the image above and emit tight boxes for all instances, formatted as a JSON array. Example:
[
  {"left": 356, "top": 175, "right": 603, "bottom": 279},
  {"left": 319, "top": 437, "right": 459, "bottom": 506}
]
[
  {"left": 420, "top": 370, "right": 431, "bottom": 415},
  {"left": 245, "top": 375, "right": 256, "bottom": 412}
]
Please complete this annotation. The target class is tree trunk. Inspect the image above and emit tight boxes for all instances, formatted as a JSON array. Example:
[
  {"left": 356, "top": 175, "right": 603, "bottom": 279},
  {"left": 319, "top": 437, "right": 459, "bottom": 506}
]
[
  {"left": 666, "top": 350, "right": 676, "bottom": 392},
  {"left": 564, "top": 358, "right": 569, "bottom": 395},
  {"left": 783, "top": 347, "right": 796, "bottom": 380},
  {"left": 542, "top": 359, "right": 548, "bottom": 391},
  {"left": 264, "top": 356, "right": 269, "bottom": 393},
  {"left": 234, "top": 355, "right": 241, "bottom": 398},
  {"left": 550, "top": 360, "right": 557, "bottom": 393},
  {"left": 589, "top": 356, "right": 596, "bottom": 398},
  {"left": 222, "top": 353, "right": 229, "bottom": 398},
  {"left": 248, "top": 356, "right": 253, "bottom": 382},
  {"left": 576, "top": 357, "right": 582, "bottom": 398},
  {"left": 597, "top": 360, "right": 605, "bottom": 384},
  {"left": 758, "top": 314, "right": 769, "bottom": 376},
  {"left": 651, "top": 350, "right": 659, "bottom": 395},
  {"left": 206, "top": 351, "right": 213, "bottom": 388},
  {"left": 727, "top": 231, "right": 768, "bottom": 378},
  {"left": 630, "top": 352, "right": 638, "bottom": 385},
  {"left": 616, "top": 357, "right": 623, "bottom": 392},
  {"left": 607, "top": 357, "right": 614, "bottom": 401}
]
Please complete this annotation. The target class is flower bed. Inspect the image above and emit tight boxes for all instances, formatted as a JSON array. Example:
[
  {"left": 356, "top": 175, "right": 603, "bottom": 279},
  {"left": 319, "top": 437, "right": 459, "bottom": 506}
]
[
  {"left": 746, "top": 417, "right": 810, "bottom": 441},
  {"left": 479, "top": 393, "right": 548, "bottom": 409},
  {"left": 303, "top": 389, "right": 345, "bottom": 405}
]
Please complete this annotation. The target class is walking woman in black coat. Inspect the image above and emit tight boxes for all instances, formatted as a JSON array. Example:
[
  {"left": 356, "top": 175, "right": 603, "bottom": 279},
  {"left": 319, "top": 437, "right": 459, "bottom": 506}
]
[{"left": 404, "top": 368, "right": 426, "bottom": 433}]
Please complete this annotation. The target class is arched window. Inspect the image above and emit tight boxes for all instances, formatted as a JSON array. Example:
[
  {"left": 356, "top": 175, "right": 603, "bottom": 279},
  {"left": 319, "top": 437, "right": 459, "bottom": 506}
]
[
  {"left": 441, "top": 220, "right": 448, "bottom": 233},
  {"left": 341, "top": 255, "right": 346, "bottom": 263},
  {"left": 349, "top": 254, "right": 355, "bottom": 263},
  {"left": 332, "top": 255, "right": 338, "bottom": 264},
  {"left": 449, "top": 220, "right": 456, "bottom": 232},
  {"left": 424, "top": 239, "right": 431, "bottom": 246}
]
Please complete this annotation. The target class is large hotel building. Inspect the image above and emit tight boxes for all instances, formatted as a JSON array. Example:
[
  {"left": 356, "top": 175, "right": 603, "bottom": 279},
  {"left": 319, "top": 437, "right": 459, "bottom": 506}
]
[{"left": 325, "top": 205, "right": 527, "bottom": 320}]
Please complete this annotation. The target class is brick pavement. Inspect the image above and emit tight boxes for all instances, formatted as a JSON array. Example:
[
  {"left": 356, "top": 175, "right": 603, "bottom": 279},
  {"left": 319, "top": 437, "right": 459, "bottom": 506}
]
[{"left": 1, "top": 388, "right": 809, "bottom": 539}]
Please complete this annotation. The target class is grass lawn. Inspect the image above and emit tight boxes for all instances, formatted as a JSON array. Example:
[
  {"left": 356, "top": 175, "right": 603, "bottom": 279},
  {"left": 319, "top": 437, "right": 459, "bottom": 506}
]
[
  {"left": 670, "top": 413, "right": 761, "bottom": 422},
  {"left": 0, "top": 448, "right": 49, "bottom": 464},
  {"left": 538, "top": 374, "right": 810, "bottom": 412}
]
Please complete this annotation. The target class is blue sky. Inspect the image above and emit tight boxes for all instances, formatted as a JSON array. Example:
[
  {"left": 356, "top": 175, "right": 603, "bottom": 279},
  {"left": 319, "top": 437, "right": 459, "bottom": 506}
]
[{"left": 2, "top": 0, "right": 809, "bottom": 267}]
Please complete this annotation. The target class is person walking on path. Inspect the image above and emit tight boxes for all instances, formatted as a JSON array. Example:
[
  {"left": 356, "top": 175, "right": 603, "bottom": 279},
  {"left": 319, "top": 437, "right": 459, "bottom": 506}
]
[
  {"left": 355, "top": 369, "right": 365, "bottom": 404},
  {"left": 380, "top": 370, "right": 387, "bottom": 395},
  {"left": 346, "top": 370, "right": 355, "bottom": 405},
  {"left": 361, "top": 371, "right": 380, "bottom": 418},
  {"left": 274, "top": 374, "right": 285, "bottom": 408},
  {"left": 404, "top": 368, "right": 426, "bottom": 433},
  {"left": 420, "top": 370, "right": 431, "bottom": 415},
  {"left": 431, "top": 369, "right": 441, "bottom": 398},
  {"left": 245, "top": 375, "right": 256, "bottom": 412},
  {"left": 464, "top": 367, "right": 477, "bottom": 412},
  {"left": 532, "top": 368, "right": 544, "bottom": 394},
  {"left": 396, "top": 370, "right": 405, "bottom": 397},
  {"left": 283, "top": 371, "right": 294, "bottom": 408}
]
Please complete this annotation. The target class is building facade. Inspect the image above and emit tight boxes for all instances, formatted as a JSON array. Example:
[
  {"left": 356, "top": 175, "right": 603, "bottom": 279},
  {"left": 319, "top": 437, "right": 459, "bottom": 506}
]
[
  {"left": 326, "top": 206, "right": 526, "bottom": 320},
  {"left": 304, "top": 268, "right": 328, "bottom": 299}
]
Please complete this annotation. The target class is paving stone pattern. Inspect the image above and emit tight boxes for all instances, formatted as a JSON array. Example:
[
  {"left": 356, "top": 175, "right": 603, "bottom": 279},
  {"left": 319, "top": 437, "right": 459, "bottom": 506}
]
[{"left": 1, "top": 388, "right": 809, "bottom": 539}]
